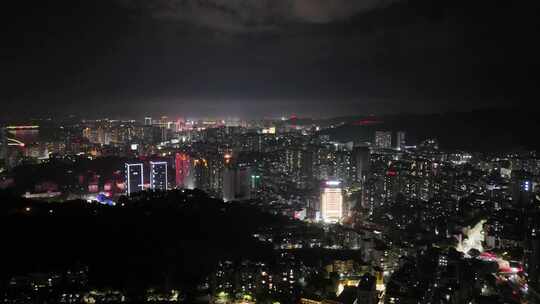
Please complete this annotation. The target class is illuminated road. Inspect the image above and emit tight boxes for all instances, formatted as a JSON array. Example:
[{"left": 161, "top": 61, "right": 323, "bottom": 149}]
[
  {"left": 503, "top": 275, "right": 540, "bottom": 304},
  {"left": 378, "top": 290, "right": 385, "bottom": 304},
  {"left": 455, "top": 220, "right": 540, "bottom": 303}
]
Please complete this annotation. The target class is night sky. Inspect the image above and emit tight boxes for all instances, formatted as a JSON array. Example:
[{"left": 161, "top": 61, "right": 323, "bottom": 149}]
[{"left": 2, "top": 0, "right": 539, "bottom": 119}]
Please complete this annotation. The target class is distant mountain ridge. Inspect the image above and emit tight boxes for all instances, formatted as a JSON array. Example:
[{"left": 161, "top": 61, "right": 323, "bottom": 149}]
[{"left": 319, "top": 109, "right": 540, "bottom": 151}]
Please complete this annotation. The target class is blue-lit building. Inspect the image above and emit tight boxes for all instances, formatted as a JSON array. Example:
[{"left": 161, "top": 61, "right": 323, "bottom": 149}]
[
  {"left": 125, "top": 163, "right": 144, "bottom": 195},
  {"left": 150, "top": 161, "right": 168, "bottom": 191},
  {"left": 512, "top": 171, "right": 534, "bottom": 210}
]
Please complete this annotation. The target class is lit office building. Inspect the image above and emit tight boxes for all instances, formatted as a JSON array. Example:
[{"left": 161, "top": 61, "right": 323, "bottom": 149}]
[
  {"left": 321, "top": 180, "right": 343, "bottom": 223},
  {"left": 150, "top": 161, "right": 168, "bottom": 191},
  {"left": 125, "top": 163, "right": 144, "bottom": 195},
  {"left": 374, "top": 131, "right": 392, "bottom": 149}
]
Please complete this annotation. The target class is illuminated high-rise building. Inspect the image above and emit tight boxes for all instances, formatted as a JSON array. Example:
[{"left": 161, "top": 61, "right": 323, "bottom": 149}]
[
  {"left": 175, "top": 153, "right": 190, "bottom": 188},
  {"left": 82, "top": 126, "right": 111, "bottom": 145},
  {"left": 189, "top": 153, "right": 225, "bottom": 194},
  {"left": 374, "top": 131, "right": 392, "bottom": 149},
  {"left": 222, "top": 167, "right": 235, "bottom": 202},
  {"left": 235, "top": 164, "right": 252, "bottom": 201},
  {"left": 321, "top": 180, "right": 343, "bottom": 223},
  {"left": 144, "top": 117, "right": 152, "bottom": 126},
  {"left": 150, "top": 161, "right": 168, "bottom": 191},
  {"left": 525, "top": 209, "right": 540, "bottom": 292},
  {"left": 512, "top": 171, "right": 535, "bottom": 210},
  {"left": 222, "top": 154, "right": 251, "bottom": 202},
  {"left": 125, "top": 163, "right": 144, "bottom": 195},
  {"left": 353, "top": 145, "right": 371, "bottom": 182},
  {"left": 285, "top": 148, "right": 313, "bottom": 186}
]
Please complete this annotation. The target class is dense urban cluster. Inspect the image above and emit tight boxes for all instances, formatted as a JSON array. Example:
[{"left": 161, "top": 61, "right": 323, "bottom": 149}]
[{"left": 1, "top": 116, "right": 539, "bottom": 304}]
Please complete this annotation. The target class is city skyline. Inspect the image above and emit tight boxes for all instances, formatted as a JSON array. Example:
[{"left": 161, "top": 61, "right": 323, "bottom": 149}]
[
  {"left": 1, "top": 113, "right": 539, "bottom": 303},
  {"left": 2, "top": 1, "right": 540, "bottom": 303}
]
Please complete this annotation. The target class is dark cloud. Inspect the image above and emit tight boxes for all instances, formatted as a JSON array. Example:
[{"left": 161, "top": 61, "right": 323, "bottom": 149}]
[
  {"left": 292, "top": 0, "right": 394, "bottom": 23},
  {"left": 1, "top": 0, "right": 539, "bottom": 119},
  {"left": 118, "top": 0, "right": 395, "bottom": 32}
]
